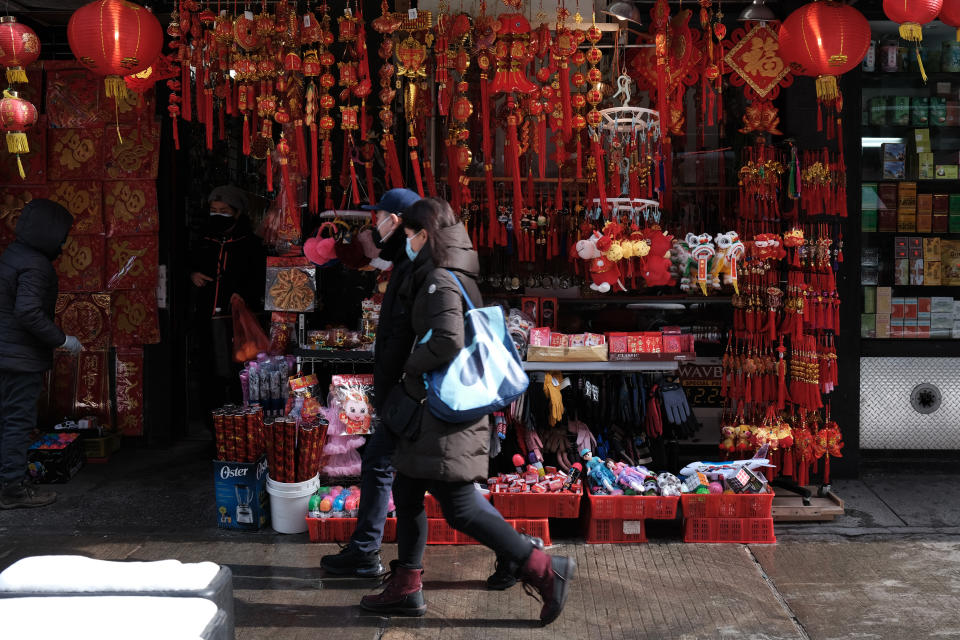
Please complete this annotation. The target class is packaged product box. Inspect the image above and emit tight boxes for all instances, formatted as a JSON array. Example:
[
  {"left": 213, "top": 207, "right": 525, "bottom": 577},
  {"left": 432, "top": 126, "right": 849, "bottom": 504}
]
[
  {"left": 27, "top": 434, "right": 84, "bottom": 484},
  {"left": 869, "top": 97, "right": 888, "bottom": 126},
  {"left": 911, "top": 98, "right": 930, "bottom": 126},
  {"left": 924, "top": 236, "right": 942, "bottom": 262},
  {"left": 915, "top": 127, "right": 932, "bottom": 152},
  {"left": 904, "top": 297, "right": 919, "bottom": 318},
  {"left": 898, "top": 181, "right": 918, "bottom": 212},
  {"left": 550, "top": 332, "right": 567, "bottom": 347},
  {"left": 948, "top": 100, "right": 960, "bottom": 126},
  {"left": 883, "top": 162, "right": 906, "bottom": 180},
  {"left": 909, "top": 236, "right": 922, "bottom": 250},
  {"left": 911, "top": 256, "right": 925, "bottom": 285},
  {"left": 892, "top": 297, "right": 905, "bottom": 318},
  {"left": 640, "top": 332, "right": 662, "bottom": 353},
  {"left": 877, "top": 287, "right": 893, "bottom": 314},
  {"left": 918, "top": 153, "right": 935, "bottom": 180},
  {"left": 918, "top": 322, "right": 931, "bottom": 339},
  {"left": 862, "top": 183, "right": 879, "bottom": 232},
  {"left": 895, "top": 258, "right": 910, "bottom": 285},
  {"left": 861, "top": 314, "right": 876, "bottom": 338},
  {"left": 894, "top": 97, "right": 911, "bottom": 125},
  {"left": 955, "top": 300, "right": 960, "bottom": 318},
  {"left": 950, "top": 194, "right": 960, "bottom": 213},
  {"left": 213, "top": 456, "right": 269, "bottom": 531},
  {"left": 898, "top": 212, "right": 917, "bottom": 232},
  {"left": 932, "top": 312, "right": 954, "bottom": 329},
  {"left": 926, "top": 261, "right": 943, "bottom": 285},
  {"left": 919, "top": 297, "right": 932, "bottom": 313},
  {"left": 932, "top": 326, "right": 952, "bottom": 338},
  {"left": 864, "top": 286, "right": 877, "bottom": 314},
  {"left": 917, "top": 193, "right": 933, "bottom": 232},
  {"left": 942, "top": 239, "right": 960, "bottom": 285},
  {"left": 931, "top": 97, "right": 948, "bottom": 125},
  {"left": 882, "top": 144, "right": 907, "bottom": 180},
  {"left": 936, "top": 165, "right": 960, "bottom": 179},
  {"left": 891, "top": 317, "right": 904, "bottom": 338},
  {"left": 951, "top": 213, "right": 960, "bottom": 233},
  {"left": 876, "top": 314, "right": 891, "bottom": 338},
  {"left": 878, "top": 182, "right": 899, "bottom": 210},
  {"left": 933, "top": 194, "right": 950, "bottom": 232},
  {"left": 864, "top": 246, "right": 882, "bottom": 265},
  {"left": 529, "top": 327, "right": 552, "bottom": 347},
  {"left": 861, "top": 267, "right": 879, "bottom": 285},
  {"left": 932, "top": 296, "right": 954, "bottom": 313},
  {"left": 904, "top": 318, "right": 919, "bottom": 338}
]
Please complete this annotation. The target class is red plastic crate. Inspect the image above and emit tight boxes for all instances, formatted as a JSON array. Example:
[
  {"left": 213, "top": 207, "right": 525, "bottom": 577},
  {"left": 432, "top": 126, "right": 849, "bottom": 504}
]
[
  {"left": 426, "top": 518, "right": 552, "bottom": 545},
  {"left": 683, "top": 517, "right": 776, "bottom": 543},
  {"left": 680, "top": 489, "right": 774, "bottom": 519},
  {"left": 491, "top": 491, "right": 582, "bottom": 519},
  {"left": 585, "top": 517, "right": 647, "bottom": 543},
  {"left": 587, "top": 493, "right": 680, "bottom": 520},
  {"left": 307, "top": 517, "right": 397, "bottom": 543},
  {"left": 424, "top": 492, "right": 490, "bottom": 518}
]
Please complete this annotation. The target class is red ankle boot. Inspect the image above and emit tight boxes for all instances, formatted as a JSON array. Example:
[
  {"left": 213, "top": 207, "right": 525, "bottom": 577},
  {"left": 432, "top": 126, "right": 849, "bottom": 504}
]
[
  {"left": 520, "top": 549, "right": 576, "bottom": 625},
  {"left": 360, "top": 561, "right": 427, "bottom": 616}
]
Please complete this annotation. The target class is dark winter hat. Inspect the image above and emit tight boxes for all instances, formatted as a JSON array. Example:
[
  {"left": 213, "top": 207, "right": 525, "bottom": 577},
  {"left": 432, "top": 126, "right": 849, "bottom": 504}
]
[
  {"left": 207, "top": 184, "right": 249, "bottom": 216},
  {"left": 16, "top": 198, "right": 73, "bottom": 259},
  {"left": 361, "top": 188, "right": 420, "bottom": 215}
]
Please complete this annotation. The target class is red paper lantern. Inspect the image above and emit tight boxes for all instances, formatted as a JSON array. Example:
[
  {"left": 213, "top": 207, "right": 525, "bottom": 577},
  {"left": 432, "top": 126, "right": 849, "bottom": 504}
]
[
  {"left": 0, "top": 90, "right": 38, "bottom": 179},
  {"left": 939, "top": 0, "right": 960, "bottom": 40},
  {"left": 778, "top": 2, "right": 870, "bottom": 101},
  {"left": 67, "top": 0, "right": 163, "bottom": 99},
  {"left": 884, "top": 0, "right": 943, "bottom": 80},
  {"left": 0, "top": 16, "right": 40, "bottom": 84}
]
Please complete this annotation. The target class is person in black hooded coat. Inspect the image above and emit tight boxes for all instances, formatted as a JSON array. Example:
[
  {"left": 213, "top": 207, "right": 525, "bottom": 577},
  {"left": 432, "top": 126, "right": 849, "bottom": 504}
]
[
  {"left": 359, "top": 198, "right": 576, "bottom": 626},
  {"left": 0, "top": 198, "right": 80, "bottom": 509}
]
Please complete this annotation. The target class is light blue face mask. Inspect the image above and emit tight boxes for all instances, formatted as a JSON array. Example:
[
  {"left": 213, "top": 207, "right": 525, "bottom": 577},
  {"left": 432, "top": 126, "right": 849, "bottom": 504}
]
[{"left": 405, "top": 234, "right": 421, "bottom": 261}]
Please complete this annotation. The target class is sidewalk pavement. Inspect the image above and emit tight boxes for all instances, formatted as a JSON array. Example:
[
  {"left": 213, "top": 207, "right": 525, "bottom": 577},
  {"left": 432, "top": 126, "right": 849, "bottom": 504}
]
[{"left": 2, "top": 441, "right": 960, "bottom": 639}]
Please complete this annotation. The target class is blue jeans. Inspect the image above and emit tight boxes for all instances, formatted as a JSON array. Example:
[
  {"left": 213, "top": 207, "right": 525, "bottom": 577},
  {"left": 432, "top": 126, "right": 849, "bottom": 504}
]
[
  {"left": 0, "top": 371, "right": 42, "bottom": 486},
  {"left": 350, "top": 425, "right": 396, "bottom": 552}
]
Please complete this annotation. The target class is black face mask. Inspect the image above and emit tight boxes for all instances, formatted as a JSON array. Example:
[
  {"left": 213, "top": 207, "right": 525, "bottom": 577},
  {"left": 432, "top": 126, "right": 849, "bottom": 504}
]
[{"left": 206, "top": 215, "right": 236, "bottom": 235}]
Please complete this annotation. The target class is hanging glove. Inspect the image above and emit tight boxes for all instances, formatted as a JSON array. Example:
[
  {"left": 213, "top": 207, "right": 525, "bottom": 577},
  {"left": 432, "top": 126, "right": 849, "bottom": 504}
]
[
  {"left": 525, "top": 427, "right": 544, "bottom": 463},
  {"left": 645, "top": 384, "right": 663, "bottom": 438},
  {"left": 542, "top": 427, "right": 572, "bottom": 472},
  {"left": 569, "top": 419, "right": 596, "bottom": 454},
  {"left": 543, "top": 371, "right": 566, "bottom": 427},
  {"left": 659, "top": 381, "right": 692, "bottom": 426}
]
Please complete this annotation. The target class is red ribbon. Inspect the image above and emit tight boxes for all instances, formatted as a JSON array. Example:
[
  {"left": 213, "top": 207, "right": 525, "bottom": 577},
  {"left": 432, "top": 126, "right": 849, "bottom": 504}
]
[{"left": 309, "top": 124, "right": 318, "bottom": 214}]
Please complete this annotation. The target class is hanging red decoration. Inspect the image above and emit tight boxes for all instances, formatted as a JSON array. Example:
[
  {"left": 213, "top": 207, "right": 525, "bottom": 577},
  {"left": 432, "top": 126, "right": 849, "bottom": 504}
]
[
  {"left": 67, "top": 0, "right": 164, "bottom": 100},
  {"left": 884, "top": 0, "right": 943, "bottom": 81},
  {"left": 0, "top": 16, "right": 40, "bottom": 84},
  {"left": 941, "top": 0, "right": 960, "bottom": 40},
  {"left": 0, "top": 90, "right": 38, "bottom": 180},
  {"left": 778, "top": 2, "right": 870, "bottom": 103}
]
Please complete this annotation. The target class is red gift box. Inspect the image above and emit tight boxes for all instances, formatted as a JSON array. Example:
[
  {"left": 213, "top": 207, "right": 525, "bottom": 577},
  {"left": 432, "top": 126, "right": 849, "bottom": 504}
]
[
  {"left": 105, "top": 180, "right": 158, "bottom": 235},
  {"left": 48, "top": 181, "right": 103, "bottom": 235},
  {"left": 47, "top": 127, "right": 104, "bottom": 181},
  {"left": 55, "top": 234, "right": 106, "bottom": 292}
]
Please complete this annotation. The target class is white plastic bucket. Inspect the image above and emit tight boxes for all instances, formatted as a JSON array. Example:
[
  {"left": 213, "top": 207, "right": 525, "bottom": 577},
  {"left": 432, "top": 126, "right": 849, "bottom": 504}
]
[{"left": 266, "top": 474, "right": 319, "bottom": 534}]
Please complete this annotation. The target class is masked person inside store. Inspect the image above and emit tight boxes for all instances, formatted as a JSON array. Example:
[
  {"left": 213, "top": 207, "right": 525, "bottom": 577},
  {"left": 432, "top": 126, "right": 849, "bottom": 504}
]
[
  {"left": 359, "top": 197, "right": 576, "bottom": 625},
  {"left": 0, "top": 199, "right": 80, "bottom": 509},
  {"left": 189, "top": 185, "right": 266, "bottom": 412}
]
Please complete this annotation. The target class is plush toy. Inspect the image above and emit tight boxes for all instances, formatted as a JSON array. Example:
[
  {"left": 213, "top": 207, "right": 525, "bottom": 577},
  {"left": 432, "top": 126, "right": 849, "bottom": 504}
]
[
  {"left": 751, "top": 233, "right": 787, "bottom": 262},
  {"left": 576, "top": 231, "right": 627, "bottom": 293},
  {"left": 689, "top": 233, "right": 717, "bottom": 295},
  {"left": 640, "top": 227, "right": 675, "bottom": 288},
  {"left": 720, "top": 424, "right": 737, "bottom": 455}
]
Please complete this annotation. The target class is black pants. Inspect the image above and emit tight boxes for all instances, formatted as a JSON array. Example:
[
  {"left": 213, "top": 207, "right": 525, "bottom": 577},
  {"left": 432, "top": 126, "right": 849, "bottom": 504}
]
[
  {"left": 394, "top": 472, "right": 534, "bottom": 570},
  {"left": 0, "top": 370, "right": 42, "bottom": 486}
]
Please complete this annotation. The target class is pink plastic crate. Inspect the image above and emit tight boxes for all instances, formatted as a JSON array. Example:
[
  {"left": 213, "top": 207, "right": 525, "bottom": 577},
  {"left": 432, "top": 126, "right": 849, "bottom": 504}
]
[
  {"left": 424, "top": 492, "right": 490, "bottom": 518},
  {"left": 307, "top": 517, "right": 397, "bottom": 543},
  {"left": 587, "top": 493, "right": 680, "bottom": 520},
  {"left": 683, "top": 517, "right": 776, "bottom": 543},
  {"left": 585, "top": 518, "right": 648, "bottom": 543},
  {"left": 426, "top": 518, "right": 552, "bottom": 545},
  {"left": 680, "top": 489, "right": 774, "bottom": 519}
]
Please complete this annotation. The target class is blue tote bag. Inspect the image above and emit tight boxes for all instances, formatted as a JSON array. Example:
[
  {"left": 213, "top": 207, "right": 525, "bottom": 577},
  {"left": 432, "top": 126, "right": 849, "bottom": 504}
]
[{"left": 423, "top": 270, "right": 529, "bottom": 422}]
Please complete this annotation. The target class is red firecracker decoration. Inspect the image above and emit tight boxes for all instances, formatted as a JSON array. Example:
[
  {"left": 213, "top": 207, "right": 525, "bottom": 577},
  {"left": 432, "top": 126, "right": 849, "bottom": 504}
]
[
  {"left": 778, "top": 2, "right": 870, "bottom": 102},
  {"left": 67, "top": 0, "right": 164, "bottom": 100},
  {"left": 0, "top": 16, "right": 40, "bottom": 84},
  {"left": 884, "top": 0, "right": 943, "bottom": 81},
  {"left": 941, "top": 0, "right": 960, "bottom": 40},
  {"left": 0, "top": 90, "right": 38, "bottom": 180}
]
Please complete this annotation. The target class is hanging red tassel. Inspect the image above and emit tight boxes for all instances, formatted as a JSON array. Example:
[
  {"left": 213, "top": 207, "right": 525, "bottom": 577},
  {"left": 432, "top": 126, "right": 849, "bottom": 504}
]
[
  {"left": 576, "top": 134, "right": 583, "bottom": 180},
  {"left": 321, "top": 138, "right": 332, "bottom": 180},
  {"left": 324, "top": 185, "right": 334, "bottom": 211},
  {"left": 591, "top": 135, "right": 607, "bottom": 214},
  {"left": 349, "top": 158, "right": 361, "bottom": 205},
  {"left": 506, "top": 103, "right": 524, "bottom": 235},
  {"left": 296, "top": 121, "right": 308, "bottom": 173},
  {"left": 409, "top": 146, "right": 425, "bottom": 197},
  {"left": 172, "top": 115, "right": 179, "bottom": 150},
  {"left": 242, "top": 115, "right": 250, "bottom": 156},
  {"left": 181, "top": 65, "right": 192, "bottom": 121},
  {"left": 365, "top": 160, "right": 376, "bottom": 208},
  {"left": 309, "top": 125, "right": 319, "bottom": 214},
  {"left": 383, "top": 136, "right": 404, "bottom": 190},
  {"left": 218, "top": 103, "right": 225, "bottom": 141},
  {"left": 266, "top": 151, "right": 273, "bottom": 193},
  {"left": 423, "top": 159, "right": 437, "bottom": 197},
  {"left": 538, "top": 115, "right": 547, "bottom": 179},
  {"left": 204, "top": 89, "right": 214, "bottom": 150},
  {"left": 559, "top": 62, "right": 572, "bottom": 142}
]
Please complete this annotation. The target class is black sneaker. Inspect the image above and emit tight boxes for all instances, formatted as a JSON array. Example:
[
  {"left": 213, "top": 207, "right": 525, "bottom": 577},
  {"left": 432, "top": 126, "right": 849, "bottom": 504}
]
[
  {"left": 0, "top": 481, "right": 56, "bottom": 509},
  {"left": 486, "top": 534, "right": 545, "bottom": 590},
  {"left": 321, "top": 544, "right": 386, "bottom": 578}
]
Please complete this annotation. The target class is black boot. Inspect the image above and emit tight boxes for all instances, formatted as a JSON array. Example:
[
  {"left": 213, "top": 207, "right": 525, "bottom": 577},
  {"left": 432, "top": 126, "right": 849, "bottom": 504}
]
[
  {"left": 520, "top": 549, "right": 576, "bottom": 625},
  {"left": 321, "top": 543, "right": 386, "bottom": 577},
  {"left": 0, "top": 481, "right": 56, "bottom": 510},
  {"left": 486, "top": 534, "right": 545, "bottom": 590}
]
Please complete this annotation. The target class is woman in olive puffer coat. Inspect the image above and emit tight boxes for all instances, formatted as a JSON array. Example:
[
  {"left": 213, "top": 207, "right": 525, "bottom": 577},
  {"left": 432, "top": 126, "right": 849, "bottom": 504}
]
[{"left": 359, "top": 198, "right": 576, "bottom": 626}]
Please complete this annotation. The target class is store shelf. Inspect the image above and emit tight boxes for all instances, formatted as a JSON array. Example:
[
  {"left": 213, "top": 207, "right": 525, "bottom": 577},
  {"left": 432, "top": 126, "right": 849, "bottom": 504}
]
[
  {"left": 860, "top": 339, "right": 960, "bottom": 357},
  {"left": 863, "top": 285, "right": 960, "bottom": 296},
  {"left": 523, "top": 358, "right": 681, "bottom": 372},
  {"left": 479, "top": 292, "right": 732, "bottom": 306},
  {"left": 295, "top": 348, "right": 374, "bottom": 364},
  {"left": 861, "top": 231, "right": 960, "bottom": 237},
  {"left": 860, "top": 71, "right": 960, "bottom": 86}
]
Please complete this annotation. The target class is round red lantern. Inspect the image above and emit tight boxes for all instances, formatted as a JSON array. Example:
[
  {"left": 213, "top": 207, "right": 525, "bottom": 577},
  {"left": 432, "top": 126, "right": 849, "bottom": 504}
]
[
  {"left": 884, "top": 0, "right": 942, "bottom": 80},
  {"left": 0, "top": 16, "right": 40, "bottom": 84},
  {"left": 939, "top": 0, "right": 960, "bottom": 40},
  {"left": 0, "top": 90, "right": 38, "bottom": 179},
  {"left": 67, "top": 0, "right": 163, "bottom": 99},
  {"left": 778, "top": 2, "right": 870, "bottom": 101}
]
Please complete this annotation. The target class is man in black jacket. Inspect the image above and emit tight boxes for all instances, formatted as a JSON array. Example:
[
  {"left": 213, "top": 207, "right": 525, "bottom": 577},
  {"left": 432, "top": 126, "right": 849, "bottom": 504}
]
[
  {"left": 0, "top": 198, "right": 80, "bottom": 509},
  {"left": 321, "top": 188, "right": 420, "bottom": 577}
]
